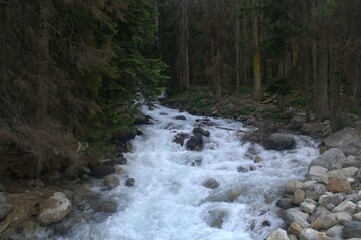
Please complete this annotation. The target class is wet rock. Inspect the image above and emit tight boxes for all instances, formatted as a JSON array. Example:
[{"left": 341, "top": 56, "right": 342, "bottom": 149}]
[
  {"left": 110, "top": 128, "right": 138, "bottom": 144},
  {"left": 103, "top": 174, "right": 120, "bottom": 189},
  {"left": 204, "top": 208, "right": 228, "bottom": 228},
  {"left": 125, "top": 178, "right": 135, "bottom": 187},
  {"left": 237, "top": 166, "right": 250, "bottom": 173},
  {"left": 327, "top": 177, "right": 352, "bottom": 194},
  {"left": 93, "top": 200, "right": 117, "bottom": 213},
  {"left": 133, "top": 112, "right": 150, "bottom": 124},
  {"left": 280, "top": 208, "right": 310, "bottom": 227},
  {"left": 266, "top": 228, "right": 289, "bottom": 240},
  {"left": 201, "top": 187, "right": 242, "bottom": 203},
  {"left": 253, "top": 156, "right": 262, "bottom": 163},
  {"left": 174, "top": 115, "right": 187, "bottom": 121},
  {"left": 38, "top": 192, "right": 72, "bottom": 225},
  {"left": 342, "top": 221, "right": 361, "bottom": 239},
  {"left": 53, "top": 211, "right": 93, "bottom": 235},
  {"left": 299, "top": 228, "right": 331, "bottom": 240},
  {"left": 276, "top": 198, "right": 294, "bottom": 209},
  {"left": 263, "top": 133, "right": 296, "bottom": 151},
  {"left": 90, "top": 165, "right": 115, "bottom": 179},
  {"left": 324, "top": 127, "right": 361, "bottom": 156},
  {"left": 0, "top": 193, "right": 12, "bottom": 220},
  {"left": 292, "top": 188, "right": 306, "bottom": 205},
  {"left": 285, "top": 181, "right": 304, "bottom": 194},
  {"left": 173, "top": 133, "right": 190, "bottom": 146},
  {"left": 192, "top": 127, "right": 210, "bottom": 137},
  {"left": 186, "top": 133, "right": 203, "bottom": 151},
  {"left": 308, "top": 148, "right": 345, "bottom": 171},
  {"left": 114, "top": 166, "right": 125, "bottom": 175},
  {"left": 304, "top": 182, "right": 327, "bottom": 200},
  {"left": 288, "top": 222, "right": 304, "bottom": 237},
  {"left": 202, "top": 178, "right": 220, "bottom": 189}
]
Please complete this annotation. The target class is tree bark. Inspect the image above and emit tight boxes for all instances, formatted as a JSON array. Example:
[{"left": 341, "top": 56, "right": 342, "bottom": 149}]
[{"left": 252, "top": 0, "right": 262, "bottom": 100}]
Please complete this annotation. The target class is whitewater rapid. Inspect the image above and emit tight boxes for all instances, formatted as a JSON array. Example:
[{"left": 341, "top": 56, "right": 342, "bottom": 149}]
[{"left": 54, "top": 104, "right": 319, "bottom": 240}]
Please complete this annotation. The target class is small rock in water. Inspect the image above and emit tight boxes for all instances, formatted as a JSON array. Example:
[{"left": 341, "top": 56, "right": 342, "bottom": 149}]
[
  {"left": 93, "top": 200, "right": 117, "bottom": 213},
  {"left": 90, "top": 165, "right": 115, "bottom": 178},
  {"left": 186, "top": 134, "right": 204, "bottom": 151},
  {"left": 103, "top": 174, "right": 120, "bottom": 189},
  {"left": 204, "top": 208, "right": 228, "bottom": 229},
  {"left": 276, "top": 198, "right": 294, "bottom": 209},
  {"left": 263, "top": 133, "right": 296, "bottom": 151},
  {"left": 202, "top": 178, "right": 220, "bottom": 189},
  {"left": 174, "top": 115, "right": 186, "bottom": 121},
  {"left": 125, "top": 178, "right": 135, "bottom": 187},
  {"left": 192, "top": 127, "right": 210, "bottom": 137}
]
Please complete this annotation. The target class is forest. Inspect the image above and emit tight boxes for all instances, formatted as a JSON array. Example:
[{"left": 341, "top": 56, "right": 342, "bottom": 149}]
[{"left": 1, "top": 0, "right": 361, "bottom": 177}]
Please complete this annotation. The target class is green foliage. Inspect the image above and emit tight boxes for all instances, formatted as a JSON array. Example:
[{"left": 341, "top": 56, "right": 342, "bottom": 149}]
[{"left": 267, "top": 75, "right": 293, "bottom": 95}]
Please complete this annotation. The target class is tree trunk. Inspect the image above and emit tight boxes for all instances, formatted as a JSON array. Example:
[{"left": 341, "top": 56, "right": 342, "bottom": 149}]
[
  {"left": 317, "top": 37, "right": 329, "bottom": 122},
  {"left": 252, "top": 0, "right": 262, "bottom": 100},
  {"left": 235, "top": 6, "right": 241, "bottom": 95}
]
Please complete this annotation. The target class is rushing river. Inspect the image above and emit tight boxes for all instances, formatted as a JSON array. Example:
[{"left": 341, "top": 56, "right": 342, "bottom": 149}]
[{"left": 53, "top": 104, "right": 319, "bottom": 240}]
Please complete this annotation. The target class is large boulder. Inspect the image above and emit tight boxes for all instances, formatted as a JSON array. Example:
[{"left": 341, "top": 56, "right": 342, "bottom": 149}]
[
  {"left": 109, "top": 128, "right": 139, "bottom": 144},
  {"left": 308, "top": 148, "right": 345, "bottom": 171},
  {"left": 90, "top": 165, "right": 115, "bottom": 178},
  {"left": 280, "top": 208, "right": 310, "bottom": 227},
  {"left": 103, "top": 174, "right": 120, "bottom": 189},
  {"left": 192, "top": 127, "right": 210, "bottom": 137},
  {"left": 186, "top": 133, "right": 204, "bottom": 151},
  {"left": 0, "top": 193, "right": 12, "bottom": 221},
  {"left": 133, "top": 111, "right": 151, "bottom": 124},
  {"left": 38, "top": 192, "right": 72, "bottom": 225},
  {"left": 263, "top": 133, "right": 296, "bottom": 151},
  {"left": 324, "top": 127, "right": 361, "bottom": 156}
]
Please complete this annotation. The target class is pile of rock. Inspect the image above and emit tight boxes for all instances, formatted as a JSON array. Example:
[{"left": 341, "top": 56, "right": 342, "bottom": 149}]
[{"left": 268, "top": 127, "right": 361, "bottom": 240}]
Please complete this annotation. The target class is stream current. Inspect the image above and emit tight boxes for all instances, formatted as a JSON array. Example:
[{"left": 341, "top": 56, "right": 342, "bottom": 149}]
[{"left": 54, "top": 104, "right": 319, "bottom": 240}]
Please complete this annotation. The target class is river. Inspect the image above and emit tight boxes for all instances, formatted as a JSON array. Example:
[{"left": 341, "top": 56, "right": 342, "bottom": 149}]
[{"left": 51, "top": 103, "right": 319, "bottom": 240}]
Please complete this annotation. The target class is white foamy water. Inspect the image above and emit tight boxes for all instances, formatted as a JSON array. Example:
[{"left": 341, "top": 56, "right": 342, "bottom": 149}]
[{"left": 53, "top": 104, "right": 319, "bottom": 240}]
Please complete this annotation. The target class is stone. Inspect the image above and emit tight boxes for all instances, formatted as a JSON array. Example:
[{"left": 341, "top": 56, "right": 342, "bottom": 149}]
[
  {"left": 307, "top": 166, "right": 328, "bottom": 180},
  {"left": 186, "top": 133, "right": 204, "bottom": 151},
  {"left": 305, "top": 183, "right": 327, "bottom": 200},
  {"left": 114, "top": 166, "right": 125, "bottom": 175},
  {"left": 38, "top": 192, "right": 72, "bottom": 225},
  {"left": 325, "top": 225, "right": 343, "bottom": 239},
  {"left": 327, "top": 177, "right": 352, "bottom": 194},
  {"left": 0, "top": 193, "right": 12, "bottom": 221},
  {"left": 318, "top": 193, "right": 344, "bottom": 207},
  {"left": 300, "top": 201, "right": 316, "bottom": 214},
  {"left": 90, "top": 165, "right": 115, "bottom": 178},
  {"left": 285, "top": 181, "right": 304, "bottom": 194},
  {"left": 200, "top": 187, "right": 242, "bottom": 203},
  {"left": 110, "top": 128, "right": 138, "bottom": 143},
  {"left": 321, "top": 212, "right": 352, "bottom": 229},
  {"left": 288, "top": 222, "right": 304, "bottom": 237},
  {"left": 292, "top": 188, "right": 306, "bottom": 205},
  {"left": 308, "top": 148, "right": 345, "bottom": 171},
  {"left": 253, "top": 156, "right": 262, "bottom": 163},
  {"left": 103, "top": 174, "right": 120, "bottom": 188},
  {"left": 202, "top": 178, "right": 220, "bottom": 189},
  {"left": 192, "top": 127, "right": 210, "bottom": 137},
  {"left": 125, "top": 178, "right": 135, "bottom": 187},
  {"left": 353, "top": 212, "right": 361, "bottom": 221},
  {"left": 204, "top": 208, "right": 228, "bottom": 228},
  {"left": 174, "top": 115, "right": 186, "bottom": 121},
  {"left": 266, "top": 228, "right": 289, "bottom": 240},
  {"left": 324, "top": 127, "right": 361, "bottom": 156},
  {"left": 299, "top": 228, "right": 331, "bottom": 240},
  {"left": 276, "top": 198, "right": 294, "bottom": 209},
  {"left": 263, "top": 133, "right": 296, "bottom": 151},
  {"left": 280, "top": 208, "right": 310, "bottom": 227},
  {"left": 309, "top": 206, "right": 331, "bottom": 224},
  {"left": 133, "top": 112, "right": 150, "bottom": 124},
  {"left": 173, "top": 133, "right": 190, "bottom": 146},
  {"left": 343, "top": 155, "right": 361, "bottom": 168},
  {"left": 332, "top": 201, "right": 357, "bottom": 214},
  {"left": 93, "top": 200, "right": 117, "bottom": 213},
  {"left": 320, "top": 167, "right": 359, "bottom": 184},
  {"left": 342, "top": 221, "right": 361, "bottom": 239}
]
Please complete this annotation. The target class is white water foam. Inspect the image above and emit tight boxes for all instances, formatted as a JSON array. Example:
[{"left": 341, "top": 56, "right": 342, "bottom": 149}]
[{"left": 53, "top": 104, "right": 319, "bottom": 240}]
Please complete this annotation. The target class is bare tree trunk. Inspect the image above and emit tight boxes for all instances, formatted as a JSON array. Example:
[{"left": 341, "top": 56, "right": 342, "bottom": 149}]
[
  {"left": 252, "top": 0, "right": 262, "bottom": 101},
  {"left": 235, "top": 4, "right": 241, "bottom": 95},
  {"left": 317, "top": 37, "right": 329, "bottom": 122}
]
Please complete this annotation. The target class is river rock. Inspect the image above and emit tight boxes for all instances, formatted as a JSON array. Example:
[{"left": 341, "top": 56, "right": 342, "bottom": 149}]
[
  {"left": 299, "top": 228, "right": 331, "bottom": 240},
  {"left": 202, "top": 178, "right": 220, "bottom": 189},
  {"left": 38, "top": 192, "right": 72, "bottom": 225},
  {"left": 93, "top": 200, "right": 117, "bottom": 213},
  {"left": 90, "top": 165, "right": 115, "bottom": 178},
  {"left": 324, "top": 127, "right": 361, "bottom": 156},
  {"left": 321, "top": 212, "right": 352, "bottom": 229},
  {"left": 173, "top": 133, "right": 190, "bottom": 146},
  {"left": 288, "top": 222, "right": 304, "bottom": 237},
  {"left": 266, "top": 228, "right": 289, "bottom": 240},
  {"left": 110, "top": 128, "right": 138, "bottom": 143},
  {"left": 263, "top": 133, "right": 296, "bottom": 151},
  {"left": 342, "top": 221, "right": 361, "bottom": 239},
  {"left": 174, "top": 115, "right": 186, "bottom": 121},
  {"left": 276, "top": 198, "right": 294, "bottom": 209},
  {"left": 318, "top": 193, "right": 345, "bottom": 207},
  {"left": 332, "top": 200, "right": 357, "bottom": 214},
  {"left": 125, "top": 178, "right": 135, "bottom": 187},
  {"left": 186, "top": 133, "right": 204, "bottom": 151},
  {"left": 193, "top": 127, "right": 210, "bottom": 137},
  {"left": 327, "top": 177, "right": 352, "bottom": 194},
  {"left": 285, "top": 181, "right": 304, "bottom": 194},
  {"left": 0, "top": 193, "right": 12, "bottom": 221},
  {"left": 300, "top": 201, "right": 316, "bottom": 214},
  {"left": 308, "top": 148, "right": 345, "bottom": 171},
  {"left": 320, "top": 167, "right": 358, "bottom": 184},
  {"left": 292, "top": 188, "right": 306, "bottom": 205},
  {"left": 133, "top": 112, "right": 150, "bottom": 124},
  {"left": 103, "top": 174, "right": 120, "bottom": 188},
  {"left": 201, "top": 187, "right": 242, "bottom": 203},
  {"left": 325, "top": 225, "right": 343, "bottom": 239},
  {"left": 309, "top": 206, "right": 331, "bottom": 224},
  {"left": 204, "top": 208, "right": 228, "bottom": 228},
  {"left": 304, "top": 182, "right": 327, "bottom": 200},
  {"left": 280, "top": 208, "right": 310, "bottom": 227}
]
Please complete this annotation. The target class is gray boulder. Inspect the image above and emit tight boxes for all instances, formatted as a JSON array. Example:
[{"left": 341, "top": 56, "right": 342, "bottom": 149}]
[
  {"left": 324, "top": 127, "right": 361, "bottom": 156},
  {"left": 103, "top": 174, "right": 120, "bottom": 189},
  {"left": 193, "top": 127, "right": 210, "bottom": 137},
  {"left": 263, "top": 133, "right": 296, "bottom": 151},
  {"left": 38, "top": 192, "right": 72, "bottom": 225},
  {"left": 267, "top": 228, "right": 289, "bottom": 240},
  {"left": 280, "top": 207, "right": 310, "bottom": 227},
  {"left": 342, "top": 221, "right": 361, "bottom": 239},
  {"left": 186, "top": 133, "right": 204, "bottom": 151},
  {"left": 308, "top": 148, "right": 345, "bottom": 171}
]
